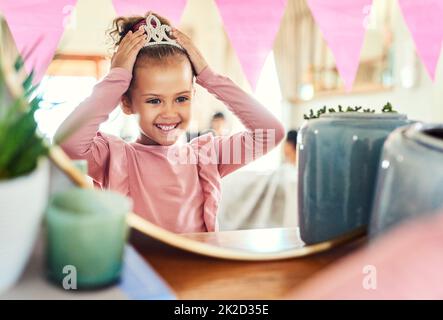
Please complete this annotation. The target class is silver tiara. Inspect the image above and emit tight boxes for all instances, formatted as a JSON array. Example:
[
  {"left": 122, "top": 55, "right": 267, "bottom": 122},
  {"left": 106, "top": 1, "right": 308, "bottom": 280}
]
[{"left": 142, "top": 14, "right": 182, "bottom": 49}]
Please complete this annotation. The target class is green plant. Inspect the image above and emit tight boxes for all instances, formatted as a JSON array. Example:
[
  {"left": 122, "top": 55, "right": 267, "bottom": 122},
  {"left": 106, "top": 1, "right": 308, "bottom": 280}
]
[
  {"left": 303, "top": 102, "right": 398, "bottom": 120},
  {"left": 0, "top": 55, "right": 49, "bottom": 179}
]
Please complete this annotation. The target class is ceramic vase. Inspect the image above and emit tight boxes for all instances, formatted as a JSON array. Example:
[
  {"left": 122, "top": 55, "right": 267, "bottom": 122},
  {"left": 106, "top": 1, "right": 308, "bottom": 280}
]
[
  {"left": 297, "top": 112, "right": 410, "bottom": 244},
  {"left": 370, "top": 123, "right": 443, "bottom": 237},
  {"left": 0, "top": 158, "right": 50, "bottom": 293}
]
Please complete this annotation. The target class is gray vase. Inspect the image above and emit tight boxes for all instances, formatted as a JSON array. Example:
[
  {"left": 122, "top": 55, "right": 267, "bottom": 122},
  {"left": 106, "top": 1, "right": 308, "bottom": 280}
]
[
  {"left": 297, "top": 112, "right": 410, "bottom": 244},
  {"left": 369, "top": 123, "right": 443, "bottom": 237}
]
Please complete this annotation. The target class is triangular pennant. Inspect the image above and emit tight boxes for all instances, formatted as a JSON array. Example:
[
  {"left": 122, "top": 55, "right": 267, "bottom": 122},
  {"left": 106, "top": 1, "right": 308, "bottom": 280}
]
[
  {"left": 215, "top": 0, "right": 287, "bottom": 90},
  {"left": 307, "top": 0, "right": 373, "bottom": 91},
  {"left": 398, "top": 0, "right": 443, "bottom": 81},
  {"left": 112, "top": 0, "right": 187, "bottom": 26},
  {"left": 0, "top": 0, "right": 77, "bottom": 84}
]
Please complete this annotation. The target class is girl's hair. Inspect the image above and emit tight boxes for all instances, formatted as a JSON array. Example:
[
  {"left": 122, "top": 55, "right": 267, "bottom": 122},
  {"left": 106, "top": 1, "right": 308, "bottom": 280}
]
[{"left": 107, "top": 11, "right": 193, "bottom": 97}]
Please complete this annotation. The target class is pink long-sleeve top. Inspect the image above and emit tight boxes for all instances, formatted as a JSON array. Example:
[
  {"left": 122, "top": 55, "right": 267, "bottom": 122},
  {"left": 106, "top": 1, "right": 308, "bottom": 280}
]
[{"left": 56, "top": 66, "right": 285, "bottom": 233}]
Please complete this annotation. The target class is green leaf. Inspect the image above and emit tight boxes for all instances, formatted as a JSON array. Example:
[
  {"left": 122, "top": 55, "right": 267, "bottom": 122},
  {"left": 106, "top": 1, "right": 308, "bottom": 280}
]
[{"left": 0, "top": 48, "right": 50, "bottom": 179}]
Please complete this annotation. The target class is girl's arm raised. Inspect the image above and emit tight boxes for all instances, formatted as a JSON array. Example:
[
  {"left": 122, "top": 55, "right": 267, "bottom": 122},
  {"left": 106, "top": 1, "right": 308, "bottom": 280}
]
[
  {"left": 54, "top": 28, "right": 146, "bottom": 184},
  {"left": 54, "top": 68, "right": 132, "bottom": 184},
  {"left": 172, "top": 28, "right": 285, "bottom": 177},
  {"left": 195, "top": 67, "right": 285, "bottom": 177}
]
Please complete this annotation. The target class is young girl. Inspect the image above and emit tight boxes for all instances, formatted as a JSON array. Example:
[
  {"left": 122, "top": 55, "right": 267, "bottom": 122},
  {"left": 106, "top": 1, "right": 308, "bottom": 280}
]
[{"left": 55, "top": 12, "right": 285, "bottom": 233}]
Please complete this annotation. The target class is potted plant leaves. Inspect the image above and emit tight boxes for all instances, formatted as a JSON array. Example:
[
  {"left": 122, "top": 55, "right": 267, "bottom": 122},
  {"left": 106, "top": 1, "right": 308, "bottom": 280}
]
[{"left": 0, "top": 19, "right": 51, "bottom": 293}]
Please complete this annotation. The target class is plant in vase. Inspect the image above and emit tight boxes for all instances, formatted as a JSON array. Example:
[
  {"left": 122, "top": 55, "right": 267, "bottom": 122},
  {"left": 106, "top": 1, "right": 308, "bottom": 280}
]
[
  {"left": 297, "top": 102, "right": 411, "bottom": 244},
  {"left": 0, "top": 49, "right": 52, "bottom": 293}
]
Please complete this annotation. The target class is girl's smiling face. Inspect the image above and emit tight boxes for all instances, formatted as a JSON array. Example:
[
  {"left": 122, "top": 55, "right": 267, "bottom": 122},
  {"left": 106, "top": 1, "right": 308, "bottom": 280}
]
[{"left": 121, "top": 57, "right": 194, "bottom": 146}]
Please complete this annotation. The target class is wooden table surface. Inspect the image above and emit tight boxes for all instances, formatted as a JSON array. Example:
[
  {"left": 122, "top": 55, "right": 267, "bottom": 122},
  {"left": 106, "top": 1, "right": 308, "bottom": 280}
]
[{"left": 130, "top": 228, "right": 366, "bottom": 299}]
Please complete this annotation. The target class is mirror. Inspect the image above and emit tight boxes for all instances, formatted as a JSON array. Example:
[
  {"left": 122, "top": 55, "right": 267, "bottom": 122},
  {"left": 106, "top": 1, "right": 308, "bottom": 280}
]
[{"left": 10, "top": 0, "right": 439, "bottom": 261}]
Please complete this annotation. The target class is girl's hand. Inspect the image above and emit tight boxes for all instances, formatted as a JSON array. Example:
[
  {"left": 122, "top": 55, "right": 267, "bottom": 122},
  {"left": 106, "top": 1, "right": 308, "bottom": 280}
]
[
  {"left": 111, "top": 27, "right": 146, "bottom": 73},
  {"left": 171, "top": 28, "right": 208, "bottom": 75}
]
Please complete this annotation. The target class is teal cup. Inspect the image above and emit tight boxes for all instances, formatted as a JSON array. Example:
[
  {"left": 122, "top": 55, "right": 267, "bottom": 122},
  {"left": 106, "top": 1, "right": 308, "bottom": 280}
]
[{"left": 45, "top": 187, "right": 132, "bottom": 289}]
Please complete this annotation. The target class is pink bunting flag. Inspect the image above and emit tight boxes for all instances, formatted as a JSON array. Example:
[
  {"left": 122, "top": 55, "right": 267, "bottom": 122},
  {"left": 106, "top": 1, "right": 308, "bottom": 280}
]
[
  {"left": 112, "top": 0, "right": 187, "bottom": 25},
  {"left": 0, "top": 0, "right": 77, "bottom": 84},
  {"left": 398, "top": 0, "right": 443, "bottom": 81},
  {"left": 215, "top": 0, "right": 287, "bottom": 90},
  {"left": 307, "top": 0, "right": 373, "bottom": 91}
]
